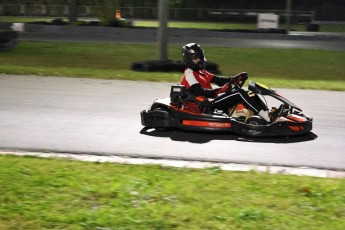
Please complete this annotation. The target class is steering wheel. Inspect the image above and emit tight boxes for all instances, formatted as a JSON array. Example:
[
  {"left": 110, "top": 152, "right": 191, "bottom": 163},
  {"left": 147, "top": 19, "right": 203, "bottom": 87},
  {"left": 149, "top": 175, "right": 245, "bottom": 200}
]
[
  {"left": 227, "top": 77, "right": 247, "bottom": 93},
  {"left": 235, "top": 78, "right": 246, "bottom": 89}
]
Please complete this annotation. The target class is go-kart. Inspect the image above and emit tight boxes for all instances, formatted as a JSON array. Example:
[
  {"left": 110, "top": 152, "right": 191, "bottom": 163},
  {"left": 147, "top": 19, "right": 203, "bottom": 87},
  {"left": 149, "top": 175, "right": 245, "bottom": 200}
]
[{"left": 140, "top": 78, "right": 312, "bottom": 137}]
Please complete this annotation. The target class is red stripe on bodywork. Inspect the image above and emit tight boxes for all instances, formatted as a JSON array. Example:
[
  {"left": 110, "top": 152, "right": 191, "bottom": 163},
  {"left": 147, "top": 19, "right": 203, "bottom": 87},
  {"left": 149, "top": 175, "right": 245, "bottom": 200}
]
[
  {"left": 288, "top": 126, "right": 305, "bottom": 131},
  {"left": 183, "top": 120, "right": 231, "bottom": 128}
]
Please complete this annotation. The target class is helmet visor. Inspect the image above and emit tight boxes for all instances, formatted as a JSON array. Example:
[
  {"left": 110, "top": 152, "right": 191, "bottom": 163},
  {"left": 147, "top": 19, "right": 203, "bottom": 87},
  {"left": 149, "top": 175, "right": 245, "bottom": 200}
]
[{"left": 192, "top": 50, "right": 206, "bottom": 62}]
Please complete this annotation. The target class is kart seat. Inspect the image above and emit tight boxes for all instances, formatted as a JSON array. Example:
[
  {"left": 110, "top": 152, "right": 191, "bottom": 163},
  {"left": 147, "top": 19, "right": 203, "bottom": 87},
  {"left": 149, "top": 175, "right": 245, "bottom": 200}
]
[
  {"left": 187, "top": 94, "right": 212, "bottom": 108},
  {"left": 185, "top": 94, "right": 213, "bottom": 113}
]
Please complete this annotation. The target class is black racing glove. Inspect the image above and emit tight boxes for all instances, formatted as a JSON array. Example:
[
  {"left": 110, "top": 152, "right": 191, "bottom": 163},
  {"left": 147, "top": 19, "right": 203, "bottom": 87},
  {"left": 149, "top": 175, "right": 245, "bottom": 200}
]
[{"left": 230, "top": 72, "right": 248, "bottom": 85}]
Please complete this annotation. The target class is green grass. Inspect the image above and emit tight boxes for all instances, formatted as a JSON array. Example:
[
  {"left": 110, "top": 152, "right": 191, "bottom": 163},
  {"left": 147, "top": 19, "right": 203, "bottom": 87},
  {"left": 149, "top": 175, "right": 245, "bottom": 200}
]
[
  {"left": 0, "top": 16, "right": 71, "bottom": 24},
  {"left": 319, "top": 25, "right": 345, "bottom": 33},
  {"left": 0, "top": 16, "right": 53, "bottom": 23},
  {"left": 133, "top": 20, "right": 345, "bottom": 33},
  {"left": 135, "top": 20, "right": 257, "bottom": 30},
  {"left": 0, "top": 155, "right": 344, "bottom": 229},
  {"left": 1, "top": 41, "right": 345, "bottom": 90}
]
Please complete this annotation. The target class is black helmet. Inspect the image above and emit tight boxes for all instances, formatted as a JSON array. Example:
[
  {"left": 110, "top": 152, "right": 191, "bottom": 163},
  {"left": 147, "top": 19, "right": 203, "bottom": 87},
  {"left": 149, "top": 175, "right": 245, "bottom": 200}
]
[{"left": 182, "top": 43, "right": 207, "bottom": 70}]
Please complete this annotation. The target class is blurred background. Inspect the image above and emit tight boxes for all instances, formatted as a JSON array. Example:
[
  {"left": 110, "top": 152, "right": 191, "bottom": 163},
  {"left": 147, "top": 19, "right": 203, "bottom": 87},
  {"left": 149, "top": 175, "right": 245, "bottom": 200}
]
[
  {"left": 1, "top": 0, "right": 345, "bottom": 32},
  {"left": 1, "top": 0, "right": 345, "bottom": 90}
]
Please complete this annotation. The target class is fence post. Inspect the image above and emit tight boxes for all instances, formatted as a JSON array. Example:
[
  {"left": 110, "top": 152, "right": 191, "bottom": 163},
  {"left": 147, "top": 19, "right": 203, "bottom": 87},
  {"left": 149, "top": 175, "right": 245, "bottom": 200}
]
[
  {"left": 174, "top": 8, "right": 179, "bottom": 19},
  {"left": 157, "top": 0, "right": 169, "bottom": 61},
  {"left": 310, "top": 11, "right": 315, "bottom": 22},
  {"left": 85, "top": 6, "right": 91, "bottom": 16},
  {"left": 198, "top": 9, "right": 202, "bottom": 20},
  {"left": 129, "top": 7, "right": 134, "bottom": 18},
  {"left": 42, "top": 5, "right": 47, "bottom": 15},
  {"left": 68, "top": 0, "right": 77, "bottom": 23},
  {"left": 64, "top": 6, "right": 69, "bottom": 16},
  {"left": 20, "top": 4, "right": 25, "bottom": 15},
  {"left": 285, "top": 0, "right": 292, "bottom": 32}
]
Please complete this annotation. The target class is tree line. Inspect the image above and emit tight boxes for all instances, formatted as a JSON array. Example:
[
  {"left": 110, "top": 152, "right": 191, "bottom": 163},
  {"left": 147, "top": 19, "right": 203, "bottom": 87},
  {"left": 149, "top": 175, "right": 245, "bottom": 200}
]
[{"left": 3, "top": 0, "right": 345, "bottom": 10}]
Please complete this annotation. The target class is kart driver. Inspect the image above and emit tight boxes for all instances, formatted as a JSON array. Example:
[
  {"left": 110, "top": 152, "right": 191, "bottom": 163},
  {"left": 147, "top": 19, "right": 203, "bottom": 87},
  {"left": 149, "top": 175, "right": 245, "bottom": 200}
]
[{"left": 180, "top": 42, "right": 270, "bottom": 122}]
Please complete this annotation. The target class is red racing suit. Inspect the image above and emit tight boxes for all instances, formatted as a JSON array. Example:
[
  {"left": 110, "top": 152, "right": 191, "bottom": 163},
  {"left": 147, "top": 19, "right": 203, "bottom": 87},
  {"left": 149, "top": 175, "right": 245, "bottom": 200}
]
[{"left": 180, "top": 68, "right": 266, "bottom": 114}]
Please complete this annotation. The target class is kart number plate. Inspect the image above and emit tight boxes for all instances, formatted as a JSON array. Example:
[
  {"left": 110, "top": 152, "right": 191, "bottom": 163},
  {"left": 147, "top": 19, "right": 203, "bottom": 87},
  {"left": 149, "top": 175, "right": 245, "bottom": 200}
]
[{"left": 256, "top": 82, "right": 270, "bottom": 90}]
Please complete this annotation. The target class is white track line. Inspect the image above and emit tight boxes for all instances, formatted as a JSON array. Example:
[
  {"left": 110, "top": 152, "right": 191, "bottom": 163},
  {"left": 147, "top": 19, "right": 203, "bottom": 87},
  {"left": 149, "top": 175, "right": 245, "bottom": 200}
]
[{"left": 1, "top": 150, "right": 345, "bottom": 178}]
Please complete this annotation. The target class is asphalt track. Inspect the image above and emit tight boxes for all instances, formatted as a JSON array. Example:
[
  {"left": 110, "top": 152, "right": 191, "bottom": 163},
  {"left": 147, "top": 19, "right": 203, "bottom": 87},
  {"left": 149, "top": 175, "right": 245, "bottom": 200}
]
[
  {"left": 2, "top": 27, "right": 345, "bottom": 170},
  {"left": 16, "top": 26, "right": 345, "bottom": 51},
  {"left": 1, "top": 75, "right": 344, "bottom": 170}
]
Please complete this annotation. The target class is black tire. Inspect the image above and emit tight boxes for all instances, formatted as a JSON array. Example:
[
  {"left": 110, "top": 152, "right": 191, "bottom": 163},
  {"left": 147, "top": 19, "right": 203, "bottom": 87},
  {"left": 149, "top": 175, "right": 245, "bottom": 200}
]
[
  {"left": 0, "top": 31, "right": 18, "bottom": 51},
  {"left": 246, "top": 115, "right": 267, "bottom": 125}
]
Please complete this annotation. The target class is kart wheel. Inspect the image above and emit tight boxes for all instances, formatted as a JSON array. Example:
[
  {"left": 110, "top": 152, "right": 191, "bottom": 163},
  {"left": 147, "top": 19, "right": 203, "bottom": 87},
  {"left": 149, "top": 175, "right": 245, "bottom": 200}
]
[{"left": 246, "top": 115, "right": 266, "bottom": 125}]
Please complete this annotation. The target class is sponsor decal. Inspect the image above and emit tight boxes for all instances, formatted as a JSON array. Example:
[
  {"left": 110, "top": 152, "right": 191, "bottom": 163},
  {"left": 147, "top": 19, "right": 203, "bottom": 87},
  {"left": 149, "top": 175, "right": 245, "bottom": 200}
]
[
  {"left": 288, "top": 125, "right": 305, "bottom": 131},
  {"left": 183, "top": 120, "right": 231, "bottom": 128}
]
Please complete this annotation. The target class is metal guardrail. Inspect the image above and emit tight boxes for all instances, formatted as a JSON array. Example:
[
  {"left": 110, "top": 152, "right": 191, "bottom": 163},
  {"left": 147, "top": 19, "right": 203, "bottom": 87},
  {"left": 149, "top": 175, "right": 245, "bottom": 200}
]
[{"left": 0, "top": 4, "right": 315, "bottom": 22}]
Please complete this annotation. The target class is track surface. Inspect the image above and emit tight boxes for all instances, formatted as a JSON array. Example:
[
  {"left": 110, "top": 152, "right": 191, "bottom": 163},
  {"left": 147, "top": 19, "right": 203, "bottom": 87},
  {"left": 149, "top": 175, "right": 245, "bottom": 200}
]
[
  {"left": 2, "top": 28, "right": 345, "bottom": 169},
  {"left": 1, "top": 75, "right": 344, "bottom": 170},
  {"left": 17, "top": 26, "right": 345, "bottom": 51}
]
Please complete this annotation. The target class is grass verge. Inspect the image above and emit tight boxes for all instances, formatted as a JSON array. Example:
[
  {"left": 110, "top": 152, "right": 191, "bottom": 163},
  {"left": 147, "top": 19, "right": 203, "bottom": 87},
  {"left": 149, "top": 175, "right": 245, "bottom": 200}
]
[
  {"left": 134, "top": 20, "right": 345, "bottom": 33},
  {"left": 1, "top": 41, "right": 345, "bottom": 91},
  {"left": 1, "top": 155, "right": 345, "bottom": 230}
]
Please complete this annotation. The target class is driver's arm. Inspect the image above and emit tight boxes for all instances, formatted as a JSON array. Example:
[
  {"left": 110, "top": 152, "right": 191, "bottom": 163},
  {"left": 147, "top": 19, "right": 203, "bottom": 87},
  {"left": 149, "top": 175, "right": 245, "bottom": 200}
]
[
  {"left": 211, "top": 75, "right": 232, "bottom": 86},
  {"left": 211, "top": 72, "right": 248, "bottom": 86},
  {"left": 189, "top": 83, "right": 218, "bottom": 98},
  {"left": 190, "top": 83, "right": 230, "bottom": 98}
]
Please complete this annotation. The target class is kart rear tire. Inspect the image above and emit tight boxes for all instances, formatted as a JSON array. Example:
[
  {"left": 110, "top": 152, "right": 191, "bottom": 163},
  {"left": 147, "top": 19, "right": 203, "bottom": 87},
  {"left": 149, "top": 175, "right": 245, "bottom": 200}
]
[{"left": 246, "top": 115, "right": 266, "bottom": 125}]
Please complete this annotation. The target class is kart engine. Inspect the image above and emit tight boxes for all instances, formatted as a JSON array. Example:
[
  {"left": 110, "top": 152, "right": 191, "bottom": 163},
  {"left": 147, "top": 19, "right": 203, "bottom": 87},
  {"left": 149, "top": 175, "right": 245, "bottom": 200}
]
[{"left": 170, "top": 85, "right": 187, "bottom": 108}]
